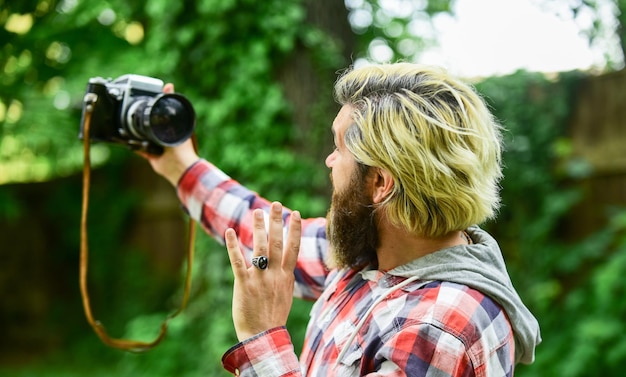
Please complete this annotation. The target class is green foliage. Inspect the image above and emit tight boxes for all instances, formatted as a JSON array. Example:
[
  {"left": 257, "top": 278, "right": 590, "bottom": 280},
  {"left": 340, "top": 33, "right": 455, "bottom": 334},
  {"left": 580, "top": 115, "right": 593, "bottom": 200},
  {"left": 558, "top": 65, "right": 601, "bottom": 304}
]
[
  {"left": 476, "top": 71, "right": 626, "bottom": 376},
  {"left": 347, "top": 0, "right": 453, "bottom": 62},
  {"left": 477, "top": 71, "right": 584, "bottom": 283},
  {"left": 3, "top": 1, "right": 626, "bottom": 376},
  {"left": 2, "top": 0, "right": 327, "bottom": 375},
  {"left": 1, "top": 0, "right": 329, "bottom": 213}
]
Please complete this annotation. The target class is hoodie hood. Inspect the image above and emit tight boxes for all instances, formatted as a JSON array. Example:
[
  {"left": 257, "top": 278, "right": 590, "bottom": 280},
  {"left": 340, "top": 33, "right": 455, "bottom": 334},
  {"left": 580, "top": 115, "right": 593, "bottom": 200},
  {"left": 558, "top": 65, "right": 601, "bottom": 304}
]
[{"left": 390, "top": 225, "right": 541, "bottom": 365}]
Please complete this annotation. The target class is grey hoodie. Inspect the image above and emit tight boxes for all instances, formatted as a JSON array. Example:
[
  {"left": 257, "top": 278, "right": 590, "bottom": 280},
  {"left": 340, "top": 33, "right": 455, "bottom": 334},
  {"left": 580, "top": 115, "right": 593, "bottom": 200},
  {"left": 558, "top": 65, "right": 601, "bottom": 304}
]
[{"left": 389, "top": 225, "right": 542, "bottom": 364}]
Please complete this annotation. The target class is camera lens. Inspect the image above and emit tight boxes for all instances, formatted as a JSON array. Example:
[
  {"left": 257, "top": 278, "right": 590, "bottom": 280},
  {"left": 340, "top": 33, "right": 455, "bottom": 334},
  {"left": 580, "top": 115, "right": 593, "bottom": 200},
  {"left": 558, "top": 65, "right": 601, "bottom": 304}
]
[{"left": 126, "top": 94, "right": 195, "bottom": 146}]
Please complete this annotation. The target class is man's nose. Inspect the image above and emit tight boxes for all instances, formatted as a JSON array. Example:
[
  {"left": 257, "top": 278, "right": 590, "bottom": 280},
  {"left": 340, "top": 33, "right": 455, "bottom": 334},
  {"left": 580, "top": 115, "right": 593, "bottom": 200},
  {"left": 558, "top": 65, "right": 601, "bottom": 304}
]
[{"left": 325, "top": 150, "right": 336, "bottom": 168}]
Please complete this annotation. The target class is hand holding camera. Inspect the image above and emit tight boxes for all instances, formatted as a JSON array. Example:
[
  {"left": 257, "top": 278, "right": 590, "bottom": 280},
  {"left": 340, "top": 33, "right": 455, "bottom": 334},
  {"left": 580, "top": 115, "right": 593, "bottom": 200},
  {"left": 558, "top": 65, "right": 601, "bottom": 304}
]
[
  {"left": 79, "top": 74, "right": 196, "bottom": 155},
  {"left": 138, "top": 83, "right": 201, "bottom": 186}
]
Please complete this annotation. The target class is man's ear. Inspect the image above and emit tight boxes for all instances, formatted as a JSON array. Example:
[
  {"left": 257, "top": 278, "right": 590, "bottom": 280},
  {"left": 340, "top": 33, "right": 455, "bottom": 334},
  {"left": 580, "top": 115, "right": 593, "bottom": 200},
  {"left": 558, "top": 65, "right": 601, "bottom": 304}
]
[{"left": 372, "top": 168, "right": 394, "bottom": 204}]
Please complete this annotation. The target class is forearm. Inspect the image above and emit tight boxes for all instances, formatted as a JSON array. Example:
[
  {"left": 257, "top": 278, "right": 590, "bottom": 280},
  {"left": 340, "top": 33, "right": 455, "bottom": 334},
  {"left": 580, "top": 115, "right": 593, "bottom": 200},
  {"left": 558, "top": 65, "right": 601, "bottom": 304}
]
[
  {"left": 176, "top": 159, "right": 331, "bottom": 299},
  {"left": 176, "top": 159, "right": 272, "bottom": 247},
  {"left": 144, "top": 139, "right": 200, "bottom": 187}
]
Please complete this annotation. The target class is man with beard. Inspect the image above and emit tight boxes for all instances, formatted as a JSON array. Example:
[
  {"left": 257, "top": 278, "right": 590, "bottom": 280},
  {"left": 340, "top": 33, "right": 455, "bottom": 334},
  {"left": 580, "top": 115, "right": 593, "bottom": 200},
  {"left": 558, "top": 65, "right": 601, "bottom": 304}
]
[{"left": 144, "top": 63, "right": 541, "bottom": 376}]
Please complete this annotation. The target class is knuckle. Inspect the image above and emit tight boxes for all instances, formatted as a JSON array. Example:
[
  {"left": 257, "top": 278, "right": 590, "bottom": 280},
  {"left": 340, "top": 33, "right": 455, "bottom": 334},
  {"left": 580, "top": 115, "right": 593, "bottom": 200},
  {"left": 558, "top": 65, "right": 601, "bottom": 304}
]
[
  {"left": 257, "top": 244, "right": 269, "bottom": 254},
  {"left": 232, "top": 258, "right": 245, "bottom": 269}
]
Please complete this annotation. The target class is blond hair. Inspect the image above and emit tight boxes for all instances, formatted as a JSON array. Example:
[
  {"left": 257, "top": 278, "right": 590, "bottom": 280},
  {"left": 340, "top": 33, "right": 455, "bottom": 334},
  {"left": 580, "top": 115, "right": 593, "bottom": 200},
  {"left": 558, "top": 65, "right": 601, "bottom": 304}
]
[{"left": 334, "top": 63, "right": 503, "bottom": 238}]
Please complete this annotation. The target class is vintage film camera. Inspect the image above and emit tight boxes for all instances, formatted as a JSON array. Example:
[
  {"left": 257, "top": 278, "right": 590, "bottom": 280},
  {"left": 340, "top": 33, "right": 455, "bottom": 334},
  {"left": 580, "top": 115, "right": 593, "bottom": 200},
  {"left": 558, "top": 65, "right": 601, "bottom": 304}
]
[{"left": 79, "top": 74, "right": 195, "bottom": 155}]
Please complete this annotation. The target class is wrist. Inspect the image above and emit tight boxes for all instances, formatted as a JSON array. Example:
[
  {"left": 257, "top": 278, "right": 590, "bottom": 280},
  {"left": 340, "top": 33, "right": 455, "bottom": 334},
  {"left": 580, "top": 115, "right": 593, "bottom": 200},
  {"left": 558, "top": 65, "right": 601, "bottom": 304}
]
[
  {"left": 165, "top": 155, "right": 200, "bottom": 187},
  {"left": 151, "top": 140, "right": 200, "bottom": 186}
]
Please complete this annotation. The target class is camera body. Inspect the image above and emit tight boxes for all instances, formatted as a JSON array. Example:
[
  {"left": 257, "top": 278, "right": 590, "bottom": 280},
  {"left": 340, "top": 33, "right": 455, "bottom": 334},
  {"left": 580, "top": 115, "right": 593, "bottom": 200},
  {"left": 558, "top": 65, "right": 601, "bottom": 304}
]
[{"left": 79, "top": 74, "right": 195, "bottom": 155}]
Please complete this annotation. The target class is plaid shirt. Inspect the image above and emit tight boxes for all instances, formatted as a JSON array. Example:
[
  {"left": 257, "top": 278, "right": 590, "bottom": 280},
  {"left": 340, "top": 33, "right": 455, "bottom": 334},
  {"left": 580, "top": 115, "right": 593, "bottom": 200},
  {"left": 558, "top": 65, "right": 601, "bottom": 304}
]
[{"left": 178, "top": 160, "right": 515, "bottom": 377}]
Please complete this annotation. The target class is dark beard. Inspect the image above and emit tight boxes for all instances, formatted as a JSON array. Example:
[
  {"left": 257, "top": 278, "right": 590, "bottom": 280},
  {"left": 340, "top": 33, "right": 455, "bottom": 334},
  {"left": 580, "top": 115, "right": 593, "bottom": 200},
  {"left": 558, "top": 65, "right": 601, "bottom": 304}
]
[{"left": 326, "top": 169, "right": 379, "bottom": 270}]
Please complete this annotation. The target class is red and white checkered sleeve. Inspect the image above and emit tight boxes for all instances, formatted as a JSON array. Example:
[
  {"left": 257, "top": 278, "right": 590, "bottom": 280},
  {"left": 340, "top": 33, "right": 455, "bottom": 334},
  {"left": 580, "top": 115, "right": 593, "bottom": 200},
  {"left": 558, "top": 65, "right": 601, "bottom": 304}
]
[
  {"left": 176, "top": 159, "right": 331, "bottom": 299},
  {"left": 222, "top": 327, "right": 301, "bottom": 376},
  {"left": 176, "top": 159, "right": 270, "bottom": 248}
]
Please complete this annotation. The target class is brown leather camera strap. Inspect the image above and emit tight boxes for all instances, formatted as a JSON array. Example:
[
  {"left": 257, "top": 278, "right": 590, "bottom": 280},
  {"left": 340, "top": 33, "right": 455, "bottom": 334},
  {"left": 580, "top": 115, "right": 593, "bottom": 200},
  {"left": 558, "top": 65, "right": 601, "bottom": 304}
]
[{"left": 80, "top": 94, "right": 196, "bottom": 352}]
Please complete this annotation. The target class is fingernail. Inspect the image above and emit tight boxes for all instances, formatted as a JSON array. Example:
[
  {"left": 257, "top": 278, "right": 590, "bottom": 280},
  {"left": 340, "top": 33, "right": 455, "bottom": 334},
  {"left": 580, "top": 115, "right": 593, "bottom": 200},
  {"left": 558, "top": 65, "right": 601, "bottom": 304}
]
[{"left": 292, "top": 211, "right": 300, "bottom": 220}]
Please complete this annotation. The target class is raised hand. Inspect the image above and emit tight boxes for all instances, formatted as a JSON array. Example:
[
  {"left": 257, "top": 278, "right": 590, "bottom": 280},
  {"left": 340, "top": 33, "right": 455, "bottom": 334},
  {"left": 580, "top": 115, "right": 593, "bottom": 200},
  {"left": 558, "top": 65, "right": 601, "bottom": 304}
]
[{"left": 225, "top": 202, "right": 302, "bottom": 341}]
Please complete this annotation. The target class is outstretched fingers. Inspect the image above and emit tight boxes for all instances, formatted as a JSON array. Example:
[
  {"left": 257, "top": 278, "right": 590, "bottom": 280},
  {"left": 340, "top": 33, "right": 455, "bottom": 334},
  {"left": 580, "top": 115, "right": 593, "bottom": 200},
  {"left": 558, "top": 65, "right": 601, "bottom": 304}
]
[{"left": 227, "top": 203, "right": 300, "bottom": 275}]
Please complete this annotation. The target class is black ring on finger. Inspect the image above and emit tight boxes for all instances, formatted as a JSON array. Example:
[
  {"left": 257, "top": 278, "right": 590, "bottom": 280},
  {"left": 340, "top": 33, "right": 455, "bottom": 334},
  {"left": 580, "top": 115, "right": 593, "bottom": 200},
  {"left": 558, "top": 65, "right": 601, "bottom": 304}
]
[{"left": 251, "top": 255, "right": 269, "bottom": 270}]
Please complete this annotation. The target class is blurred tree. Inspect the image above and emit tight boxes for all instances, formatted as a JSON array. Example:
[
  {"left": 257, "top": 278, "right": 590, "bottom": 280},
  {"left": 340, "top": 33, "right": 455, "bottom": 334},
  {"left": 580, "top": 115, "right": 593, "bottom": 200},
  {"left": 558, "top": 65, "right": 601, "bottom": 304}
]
[{"left": 346, "top": 0, "right": 453, "bottom": 63}]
